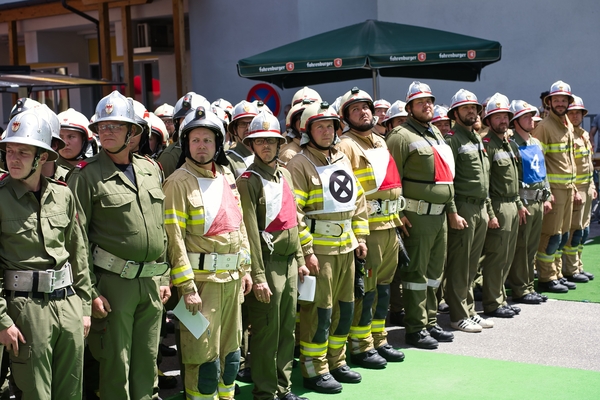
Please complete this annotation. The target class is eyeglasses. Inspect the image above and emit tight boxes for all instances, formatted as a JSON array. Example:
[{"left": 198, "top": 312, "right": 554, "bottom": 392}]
[
  {"left": 97, "top": 123, "right": 127, "bottom": 132},
  {"left": 237, "top": 121, "right": 252, "bottom": 128},
  {"left": 162, "top": 119, "right": 174, "bottom": 126},
  {"left": 253, "top": 138, "right": 279, "bottom": 145}
]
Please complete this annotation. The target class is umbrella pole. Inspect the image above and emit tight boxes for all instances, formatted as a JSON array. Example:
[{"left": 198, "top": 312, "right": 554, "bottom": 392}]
[{"left": 372, "top": 69, "right": 379, "bottom": 99}]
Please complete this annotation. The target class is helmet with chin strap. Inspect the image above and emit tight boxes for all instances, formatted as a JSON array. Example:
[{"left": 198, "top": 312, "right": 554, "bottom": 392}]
[
  {"left": 300, "top": 101, "right": 341, "bottom": 149},
  {"left": 89, "top": 90, "right": 143, "bottom": 136},
  {"left": 178, "top": 107, "right": 228, "bottom": 167},
  {"left": 58, "top": 108, "right": 98, "bottom": 160}
]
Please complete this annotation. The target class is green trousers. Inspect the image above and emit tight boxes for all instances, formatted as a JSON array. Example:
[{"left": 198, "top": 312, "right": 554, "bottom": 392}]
[
  {"left": 247, "top": 254, "right": 298, "bottom": 400},
  {"left": 88, "top": 273, "right": 162, "bottom": 400},
  {"left": 509, "top": 200, "right": 544, "bottom": 298},
  {"left": 6, "top": 293, "right": 84, "bottom": 400},
  {"left": 400, "top": 211, "right": 446, "bottom": 334},
  {"left": 481, "top": 201, "right": 519, "bottom": 313},
  {"left": 446, "top": 201, "right": 489, "bottom": 322}
]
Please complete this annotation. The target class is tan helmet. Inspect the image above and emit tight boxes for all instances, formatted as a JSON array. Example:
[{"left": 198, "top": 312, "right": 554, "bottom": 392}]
[
  {"left": 544, "top": 80, "right": 574, "bottom": 106},
  {"left": 483, "top": 93, "right": 513, "bottom": 125},
  {"left": 383, "top": 100, "right": 408, "bottom": 127},
  {"left": 154, "top": 103, "right": 174, "bottom": 118},
  {"left": 405, "top": 81, "right": 435, "bottom": 105},
  {"left": 509, "top": 100, "right": 537, "bottom": 122},
  {"left": 243, "top": 111, "right": 285, "bottom": 146},
  {"left": 285, "top": 99, "right": 313, "bottom": 138},
  {"left": 431, "top": 105, "right": 450, "bottom": 123},
  {"left": 148, "top": 112, "right": 169, "bottom": 146},
  {"left": 291, "top": 86, "right": 322, "bottom": 106},
  {"left": 0, "top": 109, "right": 58, "bottom": 161},
  {"left": 339, "top": 87, "right": 374, "bottom": 121},
  {"left": 568, "top": 95, "right": 588, "bottom": 116},
  {"left": 300, "top": 101, "right": 341, "bottom": 146},
  {"left": 89, "top": 90, "right": 143, "bottom": 135},
  {"left": 447, "top": 89, "right": 482, "bottom": 120}
]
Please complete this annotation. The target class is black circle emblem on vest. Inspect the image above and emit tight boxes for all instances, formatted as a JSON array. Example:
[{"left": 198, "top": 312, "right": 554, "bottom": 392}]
[{"left": 329, "top": 170, "right": 354, "bottom": 203}]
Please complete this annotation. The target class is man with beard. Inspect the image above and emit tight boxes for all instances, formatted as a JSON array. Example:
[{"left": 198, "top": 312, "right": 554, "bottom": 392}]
[
  {"left": 507, "top": 100, "right": 552, "bottom": 305},
  {"left": 337, "top": 87, "right": 405, "bottom": 368},
  {"left": 480, "top": 93, "right": 528, "bottom": 318},
  {"left": 386, "top": 81, "right": 455, "bottom": 349},
  {"left": 444, "top": 89, "right": 495, "bottom": 332},
  {"left": 533, "top": 81, "right": 578, "bottom": 293}
]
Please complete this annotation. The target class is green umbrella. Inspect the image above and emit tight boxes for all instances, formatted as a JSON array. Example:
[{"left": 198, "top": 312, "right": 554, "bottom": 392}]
[{"left": 237, "top": 20, "right": 501, "bottom": 98}]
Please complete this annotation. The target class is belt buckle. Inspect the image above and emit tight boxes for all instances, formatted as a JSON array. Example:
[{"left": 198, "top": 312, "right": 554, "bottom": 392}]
[
  {"left": 388, "top": 199, "right": 397, "bottom": 215},
  {"left": 45, "top": 269, "right": 56, "bottom": 293},
  {"left": 207, "top": 253, "right": 219, "bottom": 272},
  {"left": 416, "top": 200, "right": 429, "bottom": 215},
  {"left": 398, "top": 196, "right": 406, "bottom": 212},
  {"left": 332, "top": 222, "right": 344, "bottom": 237},
  {"left": 120, "top": 261, "right": 139, "bottom": 279}
]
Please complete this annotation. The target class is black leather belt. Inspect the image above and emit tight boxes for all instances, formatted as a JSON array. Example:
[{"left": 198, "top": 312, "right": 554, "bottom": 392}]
[{"left": 5, "top": 286, "right": 75, "bottom": 300}]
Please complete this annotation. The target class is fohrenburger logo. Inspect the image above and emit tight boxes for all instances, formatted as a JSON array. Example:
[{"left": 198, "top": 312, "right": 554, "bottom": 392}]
[
  {"left": 418, "top": 52, "right": 426, "bottom": 62},
  {"left": 467, "top": 50, "right": 476, "bottom": 60},
  {"left": 334, "top": 58, "right": 342, "bottom": 68},
  {"left": 286, "top": 62, "right": 295, "bottom": 71}
]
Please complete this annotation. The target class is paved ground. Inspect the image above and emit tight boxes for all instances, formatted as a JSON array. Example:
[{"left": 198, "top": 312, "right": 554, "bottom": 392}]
[{"left": 158, "top": 218, "right": 600, "bottom": 398}]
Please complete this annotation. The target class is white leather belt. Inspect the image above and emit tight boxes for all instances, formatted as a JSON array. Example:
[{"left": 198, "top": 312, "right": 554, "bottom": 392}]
[
  {"left": 404, "top": 198, "right": 445, "bottom": 216},
  {"left": 187, "top": 252, "right": 242, "bottom": 272},
  {"left": 93, "top": 246, "right": 169, "bottom": 279},
  {"left": 4, "top": 263, "right": 73, "bottom": 293},
  {"left": 368, "top": 197, "right": 406, "bottom": 216},
  {"left": 305, "top": 218, "right": 352, "bottom": 237}
]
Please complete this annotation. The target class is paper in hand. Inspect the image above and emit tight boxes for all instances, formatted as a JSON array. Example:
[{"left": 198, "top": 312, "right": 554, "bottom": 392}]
[
  {"left": 172, "top": 296, "right": 210, "bottom": 339},
  {"left": 298, "top": 275, "right": 316, "bottom": 302}
]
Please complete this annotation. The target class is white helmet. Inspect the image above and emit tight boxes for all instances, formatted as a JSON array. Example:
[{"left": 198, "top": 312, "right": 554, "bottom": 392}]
[
  {"left": 300, "top": 101, "right": 341, "bottom": 146},
  {"left": 253, "top": 100, "right": 272, "bottom": 114},
  {"left": 9, "top": 97, "right": 41, "bottom": 120},
  {"left": 228, "top": 100, "right": 260, "bottom": 136},
  {"left": 431, "top": 105, "right": 450, "bottom": 123},
  {"left": 154, "top": 103, "right": 174, "bottom": 119},
  {"left": 211, "top": 98, "right": 233, "bottom": 121},
  {"left": 509, "top": 100, "right": 537, "bottom": 122},
  {"left": 180, "top": 106, "right": 228, "bottom": 166},
  {"left": 130, "top": 99, "right": 152, "bottom": 133},
  {"left": 292, "top": 86, "right": 322, "bottom": 106},
  {"left": 568, "top": 95, "right": 588, "bottom": 116},
  {"left": 405, "top": 81, "right": 435, "bottom": 105},
  {"left": 0, "top": 109, "right": 58, "bottom": 161},
  {"left": 483, "top": 93, "right": 513, "bottom": 124},
  {"left": 383, "top": 100, "right": 408, "bottom": 126},
  {"left": 89, "top": 90, "right": 143, "bottom": 135},
  {"left": 243, "top": 111, "right": 285, "bottom": 146},
  {"left": 545, "top": 80, "right": 574, "bottom": 106},
  {"left": 331, "top": 95, "right": 343, "bottom": 114},
  {"left": 36, "top": 104, "right": 65, "bottom": 150},
  {"left": 285, "top": 99, "right": 313, "bottom": 138},
  {"left": 373, "top": 99, "right": 391, "bottom": 109},
  {"left": 447, "top": 89, "right": 482, "bottom": 120},
  {"left": 532, "top": 108, "right": 543, "bottom": 122},
  {"left": 173, "top": 92, "right": 211, "bottom": 121},
  {"left": 58, "top": 108, "right": 97, "bottom": 160}
]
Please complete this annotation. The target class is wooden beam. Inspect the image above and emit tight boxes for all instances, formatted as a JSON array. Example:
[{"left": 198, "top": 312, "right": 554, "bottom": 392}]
[
  {"left": 121, "top": 5, "right": 134, "bottom": 98},
  {"left": 0, "top": 0, "right": 150, "bottom": 23},
  {"left": 98, "top": 1, "right": 112, "bottom": 96},
  {"left": 172, "top": 0, "right": 186, "bottom": 98},
  {"left": 8, "top": 21, "right": 19, "bottom": 104}
]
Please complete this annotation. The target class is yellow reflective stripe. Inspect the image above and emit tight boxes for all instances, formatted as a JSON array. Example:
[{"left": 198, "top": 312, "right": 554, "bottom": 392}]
[
  {"left": 371, "top": 319, "right": 385, "bottom": 333},
  {"left": 295, "top": 189, "right": 308, "bottom": 207},
  {"left": 352, "top": 220, "right": 369, "bottom": 236},
  {"left": 554, "top": 250, "right": 563, "bottom": 259},
  {"left": 305, "top": 191, "right": 324, "bottom": 206},
  {"left": 188, "top": 209, "right": 204, "bottom": 225},
  {"left": 369, "top": 214, "right": 398, "bottom": 224},
  {"left": 575, "top": 173, "right": 592, "bottom": 184},
  {"left": 218, "top": 383, "right": 235, "bottom": 397},
  {"left": 328, "top": 335, "right": 347, "bottom": 349},
  {"left": 300, "top": 341, "right": 328, "bottom": 357},
  {"left": 186, "top": 388, "right": 215, "bottom": 399},
  {"left": 295, "top": 311, "right": 301, "bottom": 324},
  {"left": 165, "top": 208, "right": 187, "bottom": 227},
  {"left": 547, "top": 173, "right": 576, "bottom": 184},
  {"left": 562, "top": 246, "right": 578, "bottom": 256},
  {"left": 545, "top": 143, "right": 570, "bottom": 153},
  {"left": 299, "top": 227, "right": 313, "bottom": 246},
  {"left": 536, "top": 251, "right": 555, "bottom": 263},
  {"left": 349, "top": 325, "right": 371, "bottom": 339},
  {"left": 312, "top": 233, "right": 354, "bottom": 247},
  {"left": 171, "top": 265, "right": 194, "bottom": 285}
]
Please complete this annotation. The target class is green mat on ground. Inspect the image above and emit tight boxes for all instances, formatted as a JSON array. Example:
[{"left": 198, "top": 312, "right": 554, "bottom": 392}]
[
  {"left": 165, "top": 350, "right": 600, "bottom": 400},
  {"left": 539, "top": 235, "right": 600, "bottom": 303}
]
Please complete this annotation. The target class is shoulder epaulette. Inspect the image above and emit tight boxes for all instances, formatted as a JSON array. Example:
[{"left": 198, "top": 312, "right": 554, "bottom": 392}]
[
  {"left": 240, "top": 171, "right": 252, "bottom": 179},
  {"left": 445, "top": 131, "right": 454, "bottom": 136},
  {"left": 0, "top": 172, "right": 8, "bottom": 181},
  {"left": 75, "top": 160, "right": 89, "bottom": 169},
  {"left": 482, "top": 137, "right": 491, "bottom": 143}
]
